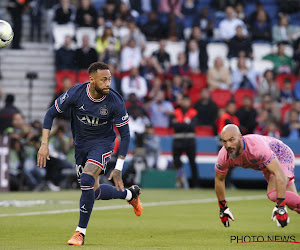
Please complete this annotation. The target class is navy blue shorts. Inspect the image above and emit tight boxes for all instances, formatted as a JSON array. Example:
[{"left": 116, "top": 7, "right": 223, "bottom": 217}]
[{"left": 75, "top": 141, "right": 114, "bottom": 172}]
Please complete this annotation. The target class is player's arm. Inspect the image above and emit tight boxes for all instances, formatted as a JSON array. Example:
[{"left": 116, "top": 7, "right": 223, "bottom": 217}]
[
  {"left": 266, "top": 158, "right": 289, "bottom": 227},
  {"left": 215, "top": 170, "right": 234, "bottom": 227},
  {"left": 37, "top": 105, "right": 59, "bottom": 168},
  {"left": 108, "top": 123, "right": 130, "bottom": 192}
]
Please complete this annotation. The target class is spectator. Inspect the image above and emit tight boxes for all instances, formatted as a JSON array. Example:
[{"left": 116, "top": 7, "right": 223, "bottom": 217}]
[
  {"left": 139, "top": 57, "right": 163, "bottom": 85},
  {"left": 171, "top": 95, "right": 199, "bottom": 188},
  {"left": 193, "top": 88, "right": 218, "bottom": 127},
  {"left": 281, "top": 109, "right": 300, "bottom": 139},
  {"left": 265, "top": 120, "right": 281, "bottom": 138},
  {"left": 217, "top": 100, "right": 240, "bottom": 134},
  {"left": 52, "top": 0, "right": 76, "bottom": 25},
  {"left": 55, "top": 35, "right": 76, "bottom": 71},
  {"left": 75, "top": 0, "right": 98, "bottom": 28},
  {"left": 75, "top": 35, "right": 98, "bottom": 70},
  {"left": 141, "top": 11, "right": 165, "bottom": 41},
  {"left": 260, "top": 94, "right": 281, "bottom": 123},
  {"left": 128, "top": 105, "right": 151, "bottom": 137},
  {"left": 0, "top": 94, "right": 21, "bottom": 134},
  {"left": 116, "top": 2, "right": 134, "bottom": 26},
  {"left": 7, "top": 0, "right": 27, "bottom": 49},
  {"left": 29, "top": 0, "right": 44, "bottom": 42},
  {"left": 236, "top": 96, "right": 257, "bottom": 134},
  {"left": 258, "top": 69, "right": 280, "bottom": 102},
  {"left": 293, "top": 38, "right": 300, "bottom": 74},
  {"left": 218, "top": 6, "right": 248, "bottom": 42},
  {"left": 231, "top": 57, "right": 257, "bottom": 92},
  {"left": 272, "top": 14, "right": 300, "bottom": 44},
  {"left": 263, "top": 42, "right": 293, "bottom": 74},
  {"left": 250, "top": 9, "right": 272, "bottom": 42},
  {"left": 147, "top": 90, "right": 174, "bottom": 128},
  {"left": 228, "top": 25, "right": 252, "bottom": 58},
  {"left": 97, "top": 0, "right": 118, "bottom": 26},
  {"left": 280, "top": 78, "right": 295, "bottom": 105},
  {"left": 152, "top": 39, "right": 171, "bottom": 74},
  {"left": 146, "top": 76, "right": 163, "bottom": 101},
  {"left": 96, "top": 22, "right": 121, "bottom": 55},
  {"left": 207, "top": 57, "right": 231, "bottom": 90},
  {"left": 247, "top": 2, "right": 270, "bottom": 26},
  {"left": 254, "top": 109, "right": 270, "bottom": 136},
  {"left": 167, "top": 52, "right": 190, "bottom": 78},
  {"left": 120, "top": 37, "right": 142, "bottom": 72},
  {"left": 144, "top": 124, "right": 160, "bottom": 168},
  {"left": 125, "top": 93, "right": 146, "bottom": 117},
  {"left": 192, "top": 7, "right": 214, "bottom": 41},
  {"left": 278, "top": 0, "right": 300, "bottom": 14},
  {"left": 129, "top": 0, "right": 158, "bottom": 15},
  {"left": 170, "top": 75, "right": 184, "bottom": 101},
  {"left": 121, "top": 18, "right": 146, "bottom": 51},
  {"left": 187, "top": 26, "right": 208, "bottom": 72},
  {"left": 211, "top": 0, "right": 244, "bottom": 12},
  {"left": 121, "top": 67, "right": 147, "bottom": 101},
  {"left": 234, "top": 2, "right": 245, "bottom": 22}
]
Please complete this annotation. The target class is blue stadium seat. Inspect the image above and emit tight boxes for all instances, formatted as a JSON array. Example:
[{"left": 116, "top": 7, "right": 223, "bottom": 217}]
[{"left": 92, "top": 0, "right": 106, "bottom": 10}]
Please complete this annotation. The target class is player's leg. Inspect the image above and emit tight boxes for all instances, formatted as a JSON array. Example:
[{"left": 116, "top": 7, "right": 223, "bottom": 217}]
[
  {"left": 68, "top": 162, "right": 101, "bottom": 245},
  {"left": 267, "top": 176, "right": 300, "bottom": 214}
]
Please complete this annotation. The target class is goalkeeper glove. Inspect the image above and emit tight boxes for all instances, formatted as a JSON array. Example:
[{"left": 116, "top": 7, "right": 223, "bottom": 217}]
[
  {"left": 219, "top": 200, "right": 234, "bottom": 227},
  {"left": 271, "top": 198, "right": 290, "bottom": 228}
]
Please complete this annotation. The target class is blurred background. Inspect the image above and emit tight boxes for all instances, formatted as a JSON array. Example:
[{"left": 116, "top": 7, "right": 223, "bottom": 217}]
[{"left": 0, "top": 0, "right": 300, "bottom": 192}]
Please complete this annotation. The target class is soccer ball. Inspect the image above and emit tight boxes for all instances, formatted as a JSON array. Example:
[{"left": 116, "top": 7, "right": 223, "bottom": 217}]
[{"left": 0, "top": 20, "right": 13, "bottom": 49}]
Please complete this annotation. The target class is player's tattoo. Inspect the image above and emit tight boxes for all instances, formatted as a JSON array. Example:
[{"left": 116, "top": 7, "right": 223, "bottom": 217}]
[
  {"left": 113, "top": 169, "right": 122, "bottom": 180},
  {"left": 83, "top": 162, "right": 101, "bottom": 175}
]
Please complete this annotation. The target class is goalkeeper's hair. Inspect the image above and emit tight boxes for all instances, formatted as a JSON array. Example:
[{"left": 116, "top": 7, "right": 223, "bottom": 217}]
[{"left": 88, "top": 62, "right": 109, "bottom": 75}]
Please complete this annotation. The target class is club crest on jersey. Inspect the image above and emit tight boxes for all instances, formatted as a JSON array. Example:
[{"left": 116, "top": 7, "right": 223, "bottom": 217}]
[
  {"left": 216, "top": 163, "right": 221, "bottom": 170},
  {"left": 99, "top": 106, "right": 109, "bottom": 115},
  {"left": 60, "top": 92, "right": 69, "bottom": 104}
]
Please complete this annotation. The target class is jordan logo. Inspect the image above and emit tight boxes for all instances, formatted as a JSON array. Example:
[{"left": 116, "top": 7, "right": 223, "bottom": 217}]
[
  {"left": 79, "top": 104, "right": 85, "bottom": 111},
  {"left": 80, "top": 204, "right": 88, "bottom": 213}
]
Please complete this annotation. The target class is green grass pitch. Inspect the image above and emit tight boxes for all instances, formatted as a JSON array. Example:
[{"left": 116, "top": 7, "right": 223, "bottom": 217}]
[{"left": 0, "top": 189, "right": 299, "bottom": 249}]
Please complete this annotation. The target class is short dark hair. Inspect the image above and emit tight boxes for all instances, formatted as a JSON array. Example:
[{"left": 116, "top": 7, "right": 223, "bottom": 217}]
[{"left": 88, "top": 62, "right": 109, "bottom": 75}]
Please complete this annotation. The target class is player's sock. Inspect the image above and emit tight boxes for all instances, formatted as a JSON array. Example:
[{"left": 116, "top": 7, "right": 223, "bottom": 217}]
[
  {"left": 94, "top": 184, "right": 131, "bottom": 200},
  {"left": 286, "top": 191, "right": 300, "bottom": 211},
  {"left": 78, "top": 173, "right": 95, "bottom": 232},
  {"left": 267, "top": 190, "right": 300, "bottom": 211}
]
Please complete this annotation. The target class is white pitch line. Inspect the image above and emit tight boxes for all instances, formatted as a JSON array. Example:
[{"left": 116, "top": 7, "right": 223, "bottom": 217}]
[{"left": 0, "top": 195, "right": 266, "bottom": 218}]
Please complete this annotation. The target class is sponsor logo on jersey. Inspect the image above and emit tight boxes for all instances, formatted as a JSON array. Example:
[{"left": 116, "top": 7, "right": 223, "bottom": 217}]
[
  {"left": 76, "top": 115, "right": 108, "bottom": 126},
  {"left": 60, "top": 92, "right": 69, "bottom": 104},
  {"left": 121, "top": 113, "right": 129, "bottom": 121},
  {"left": 216, "top": 163, "right": 221, "bottom": 170},
  {"left": 79, "top": 104, "right": 85, "bottom": 111},
  {"left": 99, "top": 105, "right": 109, "bottom": 115}
]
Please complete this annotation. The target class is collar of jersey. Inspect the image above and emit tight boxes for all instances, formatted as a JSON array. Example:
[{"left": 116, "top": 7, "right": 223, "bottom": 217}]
[{"left": 86, "top": 83, "right": 107, "bottom": 102}]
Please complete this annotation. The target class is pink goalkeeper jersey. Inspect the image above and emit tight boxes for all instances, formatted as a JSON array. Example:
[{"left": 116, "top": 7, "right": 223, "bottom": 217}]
[{"left": 215, "top": 134, "right": 295, "bottom": 180}]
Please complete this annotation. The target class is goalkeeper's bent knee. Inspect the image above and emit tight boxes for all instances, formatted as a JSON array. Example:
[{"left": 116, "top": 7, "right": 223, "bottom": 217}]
[{"left": 267, "top": 190, "right": 277, "bottom": 202}]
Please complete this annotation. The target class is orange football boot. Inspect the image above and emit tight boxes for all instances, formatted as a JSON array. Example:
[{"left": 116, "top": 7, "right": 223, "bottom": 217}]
[{"left": 67, "top": 231, "right": 85, "bottom": 245}]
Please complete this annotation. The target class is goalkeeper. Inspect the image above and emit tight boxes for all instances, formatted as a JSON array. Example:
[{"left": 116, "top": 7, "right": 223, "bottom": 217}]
[{"left": 215, "top": 124, "right": 300, "bottom": 228}]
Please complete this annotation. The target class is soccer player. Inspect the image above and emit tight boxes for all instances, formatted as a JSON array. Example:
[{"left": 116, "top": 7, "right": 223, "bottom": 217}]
[
  {"left": 215, "top": 124, "right": 300, "bottom": 228},
  {"left": 37, "top": 62, "right": 143, "bottom": 245}
]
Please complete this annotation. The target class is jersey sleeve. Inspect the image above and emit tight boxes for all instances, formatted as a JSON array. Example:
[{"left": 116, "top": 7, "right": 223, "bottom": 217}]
[
  {"left": 113, "top": 100, "right": 130, "bottom": 127},
  {"left": 215, "top": 147, "right": 230, "bottom": 175},
  {"left": 54, "top": 86, "right": 77, "bottom": 113}
]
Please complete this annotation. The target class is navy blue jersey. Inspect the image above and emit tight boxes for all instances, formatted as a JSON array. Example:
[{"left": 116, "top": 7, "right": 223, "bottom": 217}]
[{"left": 44, "top": 83, "right": 130, "bottom": 158}]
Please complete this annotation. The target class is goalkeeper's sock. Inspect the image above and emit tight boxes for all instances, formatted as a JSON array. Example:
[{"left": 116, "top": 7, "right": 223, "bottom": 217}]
[
  {"left": 94, "top": 184, "right": 131, "bottom": 200},
  {"left": 267, "top": 190, "right": 300, "bottom": 210},
  {"left": 78, "top": 173, "right": 95, "bottom": 231}
]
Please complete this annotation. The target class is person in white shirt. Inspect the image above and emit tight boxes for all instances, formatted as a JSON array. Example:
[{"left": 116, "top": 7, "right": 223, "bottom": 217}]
[
  {"left": 121, "top": 67, "right": 148, "bottom": 101},
  {"left": 120, "top": 37, "right": 142, "bottom": 72},
  {"left": 219, "top": 6, "right": 248, "bottom": 42}
]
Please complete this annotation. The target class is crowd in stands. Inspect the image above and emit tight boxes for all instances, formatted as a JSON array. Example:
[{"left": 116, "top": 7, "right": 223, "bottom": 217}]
[{"left": 2, "top": 0, "right": 300, "bottom": 189}]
